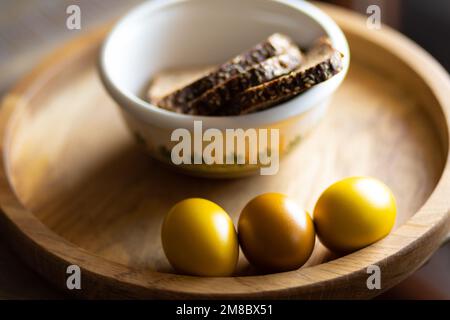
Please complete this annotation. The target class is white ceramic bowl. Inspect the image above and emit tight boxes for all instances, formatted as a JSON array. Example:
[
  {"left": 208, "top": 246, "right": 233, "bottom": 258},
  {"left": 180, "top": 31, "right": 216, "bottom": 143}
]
[{"left": 99, "top": 0, "right": 350, "bottom": 178}]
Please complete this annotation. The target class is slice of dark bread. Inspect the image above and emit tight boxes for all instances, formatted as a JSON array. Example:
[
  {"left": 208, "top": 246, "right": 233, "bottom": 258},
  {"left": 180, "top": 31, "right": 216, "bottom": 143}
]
[
  {"left": 154, "top": 33, "right": 297, "bottom": 113},
  {"left": 187, "top": 46, "right": 303, "bottom": 115},
  {"left": 224, "top": 38, "right": 344, "bottom": 115},
  {"left": 147, "top": 66, "right": 214, "bottom": 103}
]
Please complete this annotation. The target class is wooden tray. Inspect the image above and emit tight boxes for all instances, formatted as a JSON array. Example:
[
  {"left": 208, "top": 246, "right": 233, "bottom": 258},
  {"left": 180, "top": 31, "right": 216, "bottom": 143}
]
[{"left": 0, "top": 4, "right": 449, "bottom": 299}]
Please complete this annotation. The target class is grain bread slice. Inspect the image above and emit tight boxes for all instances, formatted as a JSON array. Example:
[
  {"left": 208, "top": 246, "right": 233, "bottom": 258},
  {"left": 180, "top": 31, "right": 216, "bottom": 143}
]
[
  {"left": 224, "top": 38, "right": 344, "bottom": 115},
  {"left": 154, "top": 33, "right": 297, "bottom": 112},
  {"left": 147, "top": 66, "right": 214, "bottom": 104},
  {"left": 187, "top": 46, "right": 303, "bottom": 115}
]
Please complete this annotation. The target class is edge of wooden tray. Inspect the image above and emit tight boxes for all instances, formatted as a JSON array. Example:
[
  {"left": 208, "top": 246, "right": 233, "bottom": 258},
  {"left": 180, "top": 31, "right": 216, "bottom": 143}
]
[{"left": 0, "top": 4, "right": 449, "bottom": 299}]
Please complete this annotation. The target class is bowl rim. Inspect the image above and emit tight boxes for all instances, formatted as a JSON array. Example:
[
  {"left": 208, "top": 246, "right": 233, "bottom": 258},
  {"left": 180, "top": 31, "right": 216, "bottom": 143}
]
[{"left": 98, "top": 0, "right": 350, "bottom": 128}]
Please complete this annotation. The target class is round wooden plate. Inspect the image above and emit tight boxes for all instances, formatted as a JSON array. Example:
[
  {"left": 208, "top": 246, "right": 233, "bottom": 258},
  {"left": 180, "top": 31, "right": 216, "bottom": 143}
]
[{"left": 0, "top": 4, "right": 449, "bottom": 299}]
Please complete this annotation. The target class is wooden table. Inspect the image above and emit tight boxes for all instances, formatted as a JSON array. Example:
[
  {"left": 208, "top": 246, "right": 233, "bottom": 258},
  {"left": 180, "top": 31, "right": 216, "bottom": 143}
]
[{"left": 0, "top": 0, "right": 448, "bottom": 299}]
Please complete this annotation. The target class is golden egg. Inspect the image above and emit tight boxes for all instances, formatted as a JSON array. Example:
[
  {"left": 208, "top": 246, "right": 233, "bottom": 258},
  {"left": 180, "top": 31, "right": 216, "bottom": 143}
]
[
  {"left": 314, "top": 177, "right": 397, "bottom": 253},
  {"left": 161, "top": 198, "right": 239, "bottom": 276}
]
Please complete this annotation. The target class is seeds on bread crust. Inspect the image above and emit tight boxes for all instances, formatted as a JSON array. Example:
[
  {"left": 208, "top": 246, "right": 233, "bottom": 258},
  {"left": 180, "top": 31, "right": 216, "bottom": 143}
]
[
  {"left": 188, "top": 46, "right": 303, "bottom": 115},
  {"left": 225, "top": 38, "right": 344, "bottom": 115},
  {"left": 154, "top": 33, "right": 297, "bottom": 113}
]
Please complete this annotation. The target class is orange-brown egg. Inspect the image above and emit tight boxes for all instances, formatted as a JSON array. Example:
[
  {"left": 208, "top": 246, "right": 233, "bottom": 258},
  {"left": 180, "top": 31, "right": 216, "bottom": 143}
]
[{"left": 238, "top": 193, "right": 315, "bottom": 272}]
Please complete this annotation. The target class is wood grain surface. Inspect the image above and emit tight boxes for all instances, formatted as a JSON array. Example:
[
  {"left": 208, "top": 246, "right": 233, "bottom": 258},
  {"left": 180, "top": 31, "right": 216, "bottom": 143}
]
[
  {"left": 0, "top": 2, "right": 449, "bottom": 299},
  {"left": 0, "top": 0, "right": 143, "bottom": 300}
]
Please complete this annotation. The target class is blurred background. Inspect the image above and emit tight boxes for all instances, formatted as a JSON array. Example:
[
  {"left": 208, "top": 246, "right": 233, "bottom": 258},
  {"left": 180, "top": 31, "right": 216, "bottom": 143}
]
[{"left": 0, "top": 0, "right": 449, "bottom": 299}]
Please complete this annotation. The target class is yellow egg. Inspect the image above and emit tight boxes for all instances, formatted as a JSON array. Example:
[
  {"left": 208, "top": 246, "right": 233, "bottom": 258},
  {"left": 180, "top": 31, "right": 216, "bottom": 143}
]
[
  {"left": 238, "top": 193, "right": 315, "bottom": 272},
  {"left": 313, "top": 177, "right": 397, "bottom": 253},
  {"left": 161, "top": 198, "right": 238, "bottom": 276}
]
